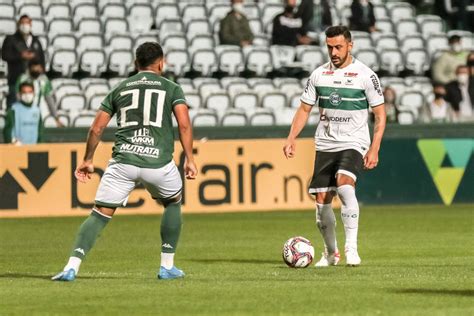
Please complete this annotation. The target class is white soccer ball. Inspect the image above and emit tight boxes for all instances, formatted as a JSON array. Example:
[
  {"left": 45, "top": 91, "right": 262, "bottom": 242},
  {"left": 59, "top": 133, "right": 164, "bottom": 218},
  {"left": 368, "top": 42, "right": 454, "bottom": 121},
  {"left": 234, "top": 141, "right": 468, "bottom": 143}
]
[{"left": 282, "top": 236, "right": 315, "bottom": 268}]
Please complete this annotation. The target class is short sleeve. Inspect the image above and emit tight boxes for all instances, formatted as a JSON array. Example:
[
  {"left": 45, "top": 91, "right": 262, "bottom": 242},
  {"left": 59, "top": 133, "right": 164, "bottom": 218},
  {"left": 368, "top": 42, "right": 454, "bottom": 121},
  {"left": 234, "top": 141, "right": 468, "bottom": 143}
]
[
  {"left": 171, "top": 85, "right": 187, "bottom": 107},
  {"left": 300, "top": 71, "right": 318, "bottom": 106},
  {"left": 365, "top": 71, "right": 384, "bottom": 107},
  {"left": 99, "top": 91, "right": 115, "bottom": 115}
]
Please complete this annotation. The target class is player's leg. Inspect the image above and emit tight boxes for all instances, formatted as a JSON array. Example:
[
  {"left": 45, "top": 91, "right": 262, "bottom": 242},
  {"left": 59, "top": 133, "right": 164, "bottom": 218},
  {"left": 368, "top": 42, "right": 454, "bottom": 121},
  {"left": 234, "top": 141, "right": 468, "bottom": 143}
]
[
  {"left": 336, "top": 149, "right": 364, "bottom": 266},
  {"left": 140, "top": 161, "right": 184, "bottom": 279},
  {"left": 309, "top": 151, "right": 340, "bottom": 267},
  {"left": 52, "top": 163, "right": 137, "bottom": 281}
]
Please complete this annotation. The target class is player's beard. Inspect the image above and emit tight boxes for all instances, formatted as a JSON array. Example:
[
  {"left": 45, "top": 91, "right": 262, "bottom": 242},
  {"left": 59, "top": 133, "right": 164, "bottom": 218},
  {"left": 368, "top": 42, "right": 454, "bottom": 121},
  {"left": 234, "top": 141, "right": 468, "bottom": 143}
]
[{"left": 332, "top": 52, "right": 349, "bottom": 68}]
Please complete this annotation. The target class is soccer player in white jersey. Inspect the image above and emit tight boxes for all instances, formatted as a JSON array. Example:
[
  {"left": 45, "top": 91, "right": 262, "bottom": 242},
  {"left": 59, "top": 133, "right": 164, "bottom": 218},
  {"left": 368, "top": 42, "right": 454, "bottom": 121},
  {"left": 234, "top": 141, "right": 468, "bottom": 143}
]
[{"left": 283, "top": 26, "right": 386, "bottom": 267}]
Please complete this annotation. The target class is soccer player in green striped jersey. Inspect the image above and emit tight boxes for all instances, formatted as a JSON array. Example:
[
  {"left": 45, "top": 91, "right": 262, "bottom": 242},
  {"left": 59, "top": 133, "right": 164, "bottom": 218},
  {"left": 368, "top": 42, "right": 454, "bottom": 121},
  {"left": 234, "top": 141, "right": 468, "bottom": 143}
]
[
  {"left": 284, "top": 26, "right": 386, "bottom": 267},
  {"left": 53, "top": 42, "right": 197, "bottom": 281}
]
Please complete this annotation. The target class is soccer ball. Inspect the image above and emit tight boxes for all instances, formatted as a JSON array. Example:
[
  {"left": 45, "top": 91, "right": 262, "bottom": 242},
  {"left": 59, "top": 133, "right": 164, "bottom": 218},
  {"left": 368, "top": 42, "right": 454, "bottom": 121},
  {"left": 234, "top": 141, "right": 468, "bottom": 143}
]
[{"left": 282, "top": 236, "right": 315, "bottom": 268}]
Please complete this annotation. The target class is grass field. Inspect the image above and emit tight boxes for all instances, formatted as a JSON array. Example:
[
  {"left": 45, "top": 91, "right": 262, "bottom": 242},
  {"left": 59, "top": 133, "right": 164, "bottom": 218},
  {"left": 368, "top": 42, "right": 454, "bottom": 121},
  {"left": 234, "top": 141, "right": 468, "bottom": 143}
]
[{"left": 1, "top": 205, "right": 473, "bottom": 315}]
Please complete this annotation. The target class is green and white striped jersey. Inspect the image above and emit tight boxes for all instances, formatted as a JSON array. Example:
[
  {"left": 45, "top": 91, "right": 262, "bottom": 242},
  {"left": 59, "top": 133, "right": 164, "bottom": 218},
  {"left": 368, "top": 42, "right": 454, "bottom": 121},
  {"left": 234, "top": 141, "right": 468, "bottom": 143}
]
[
  {"left": 301, "top": 58, "right": 384, "bottom": 155},
  {"left": 100, "top": 71, "right": 187, "bottom": 168}
]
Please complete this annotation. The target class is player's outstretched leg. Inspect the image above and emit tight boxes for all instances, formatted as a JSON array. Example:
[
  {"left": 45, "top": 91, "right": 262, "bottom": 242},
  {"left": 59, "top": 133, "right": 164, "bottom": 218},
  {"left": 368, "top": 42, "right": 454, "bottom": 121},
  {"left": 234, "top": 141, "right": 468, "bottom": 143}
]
[
  {"left": 52, "top": 208, "right": 111, "bottom": 281},
  {"left": 158, "top": 200, "right": 184, "bottom": 280},
  {"left": 337, "top": 185, "right": 361, "bottom": 266},
  {"left": 315, "top": 203, "right": 340, "bottom": 267}
]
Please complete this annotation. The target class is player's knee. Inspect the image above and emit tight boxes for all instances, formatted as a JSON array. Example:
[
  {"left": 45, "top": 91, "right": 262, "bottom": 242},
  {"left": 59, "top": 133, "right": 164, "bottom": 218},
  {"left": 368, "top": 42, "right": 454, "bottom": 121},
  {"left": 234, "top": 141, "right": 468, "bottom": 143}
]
[
  {"left": 316, "top": 191, "right": 335, "bottom": 204},
  {"left": 158, "top": 193, "right": 182, "bottom": 207}
]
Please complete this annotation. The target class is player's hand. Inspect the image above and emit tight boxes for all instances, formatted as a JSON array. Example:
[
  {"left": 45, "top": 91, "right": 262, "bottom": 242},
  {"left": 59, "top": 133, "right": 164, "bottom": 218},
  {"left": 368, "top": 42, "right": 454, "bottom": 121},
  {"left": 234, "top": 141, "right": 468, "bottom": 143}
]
[
  {"left": 185, "top": 159, "right": 198, "bottom": 180},
  {"left": 363, "top": 148, "right": 379, "bottom": 169},
  {"left": 75, "top": 160, "right": 94, "bottom": 183},
  {"left": 283, "top": 139, "right": 296, "bottom": 159}
]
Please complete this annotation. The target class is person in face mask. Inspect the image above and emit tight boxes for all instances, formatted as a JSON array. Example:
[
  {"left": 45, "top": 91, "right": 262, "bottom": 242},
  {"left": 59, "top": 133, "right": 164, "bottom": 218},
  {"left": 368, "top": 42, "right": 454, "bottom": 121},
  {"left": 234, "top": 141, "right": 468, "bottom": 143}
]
[
  {"left": 1, "top": 15, "right": 46, "bottom": 108},
  {"left": 219, "top": 0, "right": 254, "bottom": 47},
  {"left": 432, "top": 35, "right": 468, "bottom": 84},
  {"left": 445, "top": 65, "right": 474, "bottom": 121},
  {"left": 3, "top": 82, "right": 43, "bottom": 145},
  {"left": 429, "top": 83, "right": 453, "bottom": 123},
  {"left": 349, "top": 0, "right": 376, "bottom": 33},
  {"left": 271, "top": 0, "right": 313, "bottom": 46},
  {"left": 15, "top": 59, "right": 64, "bottom": 127}
]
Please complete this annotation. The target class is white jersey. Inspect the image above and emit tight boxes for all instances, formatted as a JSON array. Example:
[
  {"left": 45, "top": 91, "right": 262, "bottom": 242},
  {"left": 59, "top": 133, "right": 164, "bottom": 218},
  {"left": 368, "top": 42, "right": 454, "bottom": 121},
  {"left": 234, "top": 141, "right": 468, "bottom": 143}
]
[{"left": 301, "top": 58, "right": 384, "bottom": 155}]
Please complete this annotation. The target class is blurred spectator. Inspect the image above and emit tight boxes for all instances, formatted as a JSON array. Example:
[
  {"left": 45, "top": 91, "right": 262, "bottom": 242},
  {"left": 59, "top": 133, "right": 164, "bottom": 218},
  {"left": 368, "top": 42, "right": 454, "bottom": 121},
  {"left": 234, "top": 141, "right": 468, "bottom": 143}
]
[
  {"left": 295, "top": 0, "right": 314, "bottom": 34},
  {"left": 349, "top": 0, "right": 376, "bottom": 33},
  {"left": 272, "top": 0, "right": 313, "bottom": 46},
  {"left": 219, "top": 0, "right": 254, "bottom": 47},
  {"left": 1, "top": 15, "right": 45, "bottom": 108},
  {"left": 3, "top": 82, "right": 43, "bottom": 145},
  {"left": 311, "top": 0, "right": 333, "bottom": 33},
  {"left": 445, "top": 65, "right": 473, "bottom": 121},
  {"left": 428, "top": 83, "right": 453, "bottom": 122},
  {"left": 432, "top": 35, "right": 468, "bottom": 84},
  {"left": 16, "top": 59, "right": 63, "bottom": 127},
  {"left": 383, "top": 87, "right": 399, "bottom": 123},
  {"left": 468, "top": 51, "right": 474, "bottom": 76}
]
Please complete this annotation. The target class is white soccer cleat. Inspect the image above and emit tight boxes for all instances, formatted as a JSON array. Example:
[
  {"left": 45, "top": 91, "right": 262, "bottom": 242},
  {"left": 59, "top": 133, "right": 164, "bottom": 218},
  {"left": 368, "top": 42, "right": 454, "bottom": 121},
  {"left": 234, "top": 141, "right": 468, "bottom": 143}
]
[
  {"left": 345, "top": 247, "right": 361, "bottom": 266},
  {"left": 314, "top": 250, "right": 340, "bottom": 267}
]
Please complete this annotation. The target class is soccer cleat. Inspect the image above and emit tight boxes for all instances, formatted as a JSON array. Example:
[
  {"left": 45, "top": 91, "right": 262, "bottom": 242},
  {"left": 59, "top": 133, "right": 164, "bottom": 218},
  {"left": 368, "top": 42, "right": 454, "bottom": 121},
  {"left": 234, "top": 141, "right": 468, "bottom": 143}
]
[
  {"left": 345, "top": 247, "right": 361, "bottom": 266},
  {"left": 158, "top": 266, "right": 185, "bottom": 280},
  {"left": 51, "top": 268, "right": 76, "bottom": 281},
  {"left": 314, "top": 250, "right": 340, "bottom": 267}
]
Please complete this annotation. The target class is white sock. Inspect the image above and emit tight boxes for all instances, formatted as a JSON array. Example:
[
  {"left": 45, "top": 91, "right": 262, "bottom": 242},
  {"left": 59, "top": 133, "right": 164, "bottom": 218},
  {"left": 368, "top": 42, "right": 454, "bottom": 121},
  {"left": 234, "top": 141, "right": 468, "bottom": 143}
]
[
  {"left": 63, "top": 257, "right": 82, "bottom": 274},
  {"left": 316, "top": 203, "right": 338, "bottom": 254},
  {"left": 337, "top": 184, "right": 359, "bottom": 250},
  {"left": 160, "top": 253, "right": 175, "bottom": 269}
]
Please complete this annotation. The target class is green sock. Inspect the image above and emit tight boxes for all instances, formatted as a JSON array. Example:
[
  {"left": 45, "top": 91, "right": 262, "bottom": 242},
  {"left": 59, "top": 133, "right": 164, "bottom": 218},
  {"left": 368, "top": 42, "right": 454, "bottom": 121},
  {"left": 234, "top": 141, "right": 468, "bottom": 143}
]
[
  {"left": 69, "top": 210, "right": 110, "bottom": 259},
  {"left": 161, "top": 202, "right": 182, "bottom": 253}
]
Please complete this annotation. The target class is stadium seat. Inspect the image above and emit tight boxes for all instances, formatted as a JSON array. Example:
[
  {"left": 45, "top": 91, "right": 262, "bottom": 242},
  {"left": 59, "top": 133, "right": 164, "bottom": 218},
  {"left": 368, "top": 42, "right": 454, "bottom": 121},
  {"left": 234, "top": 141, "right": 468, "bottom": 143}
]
[
  {"left": 46, "top": 3, "right": 71, "bottom": 19},
  {"left": 108, "top": 77, "right": 126, "bottom": 89},
  {"left": 399, "top": 91, "right": 425, "bottom": 112},
  {"left": 245, "top": 47, "right": 273, "bottom": 77},
  {"left": 192, "top": 108, "right": 219, "bottom": 127},
  {"left": 261, "top": 92, "right": 287, "bottom": 111},
  {"left": 78, "top": 33, "right": 104, "bottom": 52},
  {"left": 380, "top": 49, "right": 404, "bottom": 75},
  {"left": 218, "top": 49, "right": 245, "bottom": 76},
  {"left": 43, "top": 112, "right": 70, "bottom": 127},
  {"left": 185, "top": 92, "right": 202, "bottom": 109},
  {"left": 189, "top": 35, "right": 215, "bottom": 55},
  {"left": 221, "top": 108, "right": 248, "bottom": 126},
  {"left": 208, "top": 4, "right": 230, "bottom": 26},
  {"left": 155, "top": 3, "right": 180, "bottom": 25},
  {"left": 270, "top": 45, "right": 296, "bottom": 69},
  {"left": 374, "top": 18, "right": 394, "bottom": 34},
  {"left": 233, "top": 92, "right": 259, "bottom": 111},
  {"left": 243, "top": 3, "right": 260, "bottom": 19},
  {"left": 298, "top": 47, "right": 326, "bottom": 72},
  {"left": 128, "top": 4, "right": 153, "bottom": 33},
  {"left": 186, "top": 19, "right": 211, "bottom": 40},
  {"left": 381, "top": 77, "right": 407, "bottom": 98},
  {"left": 101, "top": 3, "right": 126, "bottom": 18},
  {"left": 79, "top": 49, "right": 106, "bottom": 77},
  {"left": 108, "top": 50, "right": 134, "bottom": 76},
  {"left": 59, "top": 93, "right": 87, "bottom": 112},
  {"left": 134, "top": 33, "right": 159, "bottom": 51},
  {"left": 77, "top": 18, "right": 102, "bottom": 34},
  {"left": 198, "top": 82, "right": 223, "bottom": 101},
  {"left": 419, "top": 16, "right": 445, "bottom": 38},
  {"left": 31, "top": 18, "right": 46, "bottom": 34},
  {"left": 354, "top": 49, "right": 379, "bottom": 71},
  {"left": 249, "top": 108, "right": 276, "bottom": 126},
  {"left": 162, "top": 33, "right": 187, "bottom": 51},
  {"left": 248, "top": 18, "right": 263, "bottom": 35},
  {"left": 395, "top": 18, "right": 419, "bottom": 39},
  {"left": 375, "top": 34, "right": 399, "bottom": 52},
  {"left": 107, "top": 34, "right": 134, "bottom": 52},
  {"left": 397, "top": 111, "right": 415, "bottom": 124},
  {"left": 0, "top": 3, "right": 15, "bottom": 19},
  {"left": 182, "top": 4, "right": 207, "bottom": 23},
  {"left": 88, "top": 93, "right": 108, "bottom": 110},
  {"left": 18, "top": 4, "right": 43, "bottom": 19},
  {"left": 261, "top": 3, "right": 282, "bottom": 26},
  {"left": 373, "top": 4, "right": 388, "bottom": 19},
  {"left": 104, "top": 18, "right": 129, "bottom": 36},
  {"left": 50, "top": 49, "right": 78, "bottom": 77},
  {"left": 0, "top": 18, "right": 15, "bottom": 35},
  {"left": 401, "top": 35, "right": 425, "bottom": 53},
  {"left": 193, "top": 77, "right": 220, "bottom": 90},
  {"left": 205, "top": 93, "right": 231, "bottom": 117},
  {"left": 226, "top": 80, "right": 249, "bottom": 98},
  {"left": 388, "top": 2, "right": 415, "bottom": 23},
  {"left": 73, "top": 4, "right": 98, "bottom": 24},
  {"left": 192, "top": 49, "right": 218, "bottom": 77},
  {"left": 426, "top": 33, "right": 449, "bottom": 57},
  {"left": 275, "top": 107, "right": 297, "bottom": 125},
  {"left": 405, "top": 49, "right": 430, "bottom": 75},
  {"left": 159, "top": 19, "right": 184, "bottom": 37},
  {"left": 48, "top": 18, "right": 73, "bottom": 37},
  {"left": 50, "top": 34, "right": 77, "bottom": 51},
  {"left": 72, "top": 110, "right": 96, "bottom": 127}
]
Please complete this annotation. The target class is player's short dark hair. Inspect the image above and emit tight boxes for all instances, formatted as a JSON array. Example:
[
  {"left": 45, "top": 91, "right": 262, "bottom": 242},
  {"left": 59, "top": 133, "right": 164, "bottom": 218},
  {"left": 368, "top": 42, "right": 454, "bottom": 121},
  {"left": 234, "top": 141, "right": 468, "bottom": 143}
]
[
  {"left": 19, "top": 81, "right": 34, "bottom": 92},
  {"left": 448, "top": 35, "right": 461, "bottom": 44},
  {"left": 18, "top": 14, "right": 31, "bottom": 23},
  {"left": 135, "top": 42, "right": 164, "bottom": 68},
  {"left": 325, "top": 26, "right": 352, "bottom": 42},
  {"left": 28, "top": 58, "right": 42, "bottom": 68}
]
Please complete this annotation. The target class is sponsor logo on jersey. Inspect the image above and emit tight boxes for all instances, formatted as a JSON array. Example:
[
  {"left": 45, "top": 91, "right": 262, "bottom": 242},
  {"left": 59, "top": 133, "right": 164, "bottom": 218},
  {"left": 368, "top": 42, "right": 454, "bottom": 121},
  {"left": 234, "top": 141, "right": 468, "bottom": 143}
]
[
  {"left": 128, "top": 128, "right": 154, "bottom": 146},
  {"left": 333, "top": 80, "right": 342, "bottom": 84},
  {"left": 344, "top": 72, "right": 358, "bottom": 77},
  {"left": 329, "top": 91, "right": 342, "bottom": 106},
  {"left": 345, "top": 78, "right": 354, "bottom": 85},
  {"left": 322, "top": 71, "right": 334, "bottom": 76},
  {"left": 119, "top": 144, "right": 160, "bottom": 158},
  {"left": 126, "top": 78, "right": 162, "bottom": 87},
  {"left": 304, "top": 79, "right": 310, "bottom": 93},
  {"left": 320, "top": 114, "right": 351, "bottom": 123},
  {"left": 370, "top": 74, "right": 382, "bottom": 96}
]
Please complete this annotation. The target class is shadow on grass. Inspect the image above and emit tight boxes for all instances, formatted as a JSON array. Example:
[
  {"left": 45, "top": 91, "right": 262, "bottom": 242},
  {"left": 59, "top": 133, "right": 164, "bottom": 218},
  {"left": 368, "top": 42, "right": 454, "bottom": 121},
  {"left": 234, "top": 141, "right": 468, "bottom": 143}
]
[
  {"left": 185, "top": 258, "right": 281, "bottom": 264},
  {"left": 392, "top": 288, "right": 474, "bottom": 297},
  {"left": 0, "top": 273, "right": 128, "bottom": 280}
]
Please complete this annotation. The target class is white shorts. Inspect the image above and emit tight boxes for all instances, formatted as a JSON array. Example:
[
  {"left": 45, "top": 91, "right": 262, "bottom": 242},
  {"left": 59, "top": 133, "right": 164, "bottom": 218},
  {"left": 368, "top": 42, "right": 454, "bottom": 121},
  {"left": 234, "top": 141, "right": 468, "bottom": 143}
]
[{"left": 95, "top": 160, "right": 182, "bottom": 208}]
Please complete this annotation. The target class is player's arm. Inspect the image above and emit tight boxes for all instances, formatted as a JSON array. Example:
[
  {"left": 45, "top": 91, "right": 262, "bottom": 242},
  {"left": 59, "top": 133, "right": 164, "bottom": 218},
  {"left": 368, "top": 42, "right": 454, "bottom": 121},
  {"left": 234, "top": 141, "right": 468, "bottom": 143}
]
[
  {"left": 283, "top": 102, "right": 313, "bottom": 159},
  {"left": 75, "top": 110, "right": 111, "bottom": 182},
  {"left": 364, "top": 104, "right": 386, "bottom": 169},
  {"left": 173, "top": 104, "right": 197, "bottom": 179}
]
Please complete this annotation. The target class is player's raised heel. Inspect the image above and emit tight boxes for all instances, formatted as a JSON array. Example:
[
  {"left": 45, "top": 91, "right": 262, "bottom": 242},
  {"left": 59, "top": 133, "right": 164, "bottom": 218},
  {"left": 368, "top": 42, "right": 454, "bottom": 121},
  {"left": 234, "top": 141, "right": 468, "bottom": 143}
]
[
  {"left": 158, "top": 266, "right": 185, "bottom": 280},
  {"left": 315, "top": 250, "right": 340, "bottom": 267},
  {"left": 345, "top": 247, "right": 361, "bottom": 266},
  {"left": 51, "top": 268, "right": 76, "bottom": 281}
]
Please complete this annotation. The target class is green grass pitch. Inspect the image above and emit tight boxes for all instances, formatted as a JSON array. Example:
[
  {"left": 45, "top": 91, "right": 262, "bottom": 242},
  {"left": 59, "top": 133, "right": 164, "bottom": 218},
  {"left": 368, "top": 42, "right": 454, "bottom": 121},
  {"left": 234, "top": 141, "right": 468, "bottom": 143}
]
[{"left": 1, "top": 205, "right": 473, "bottom": 315}]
